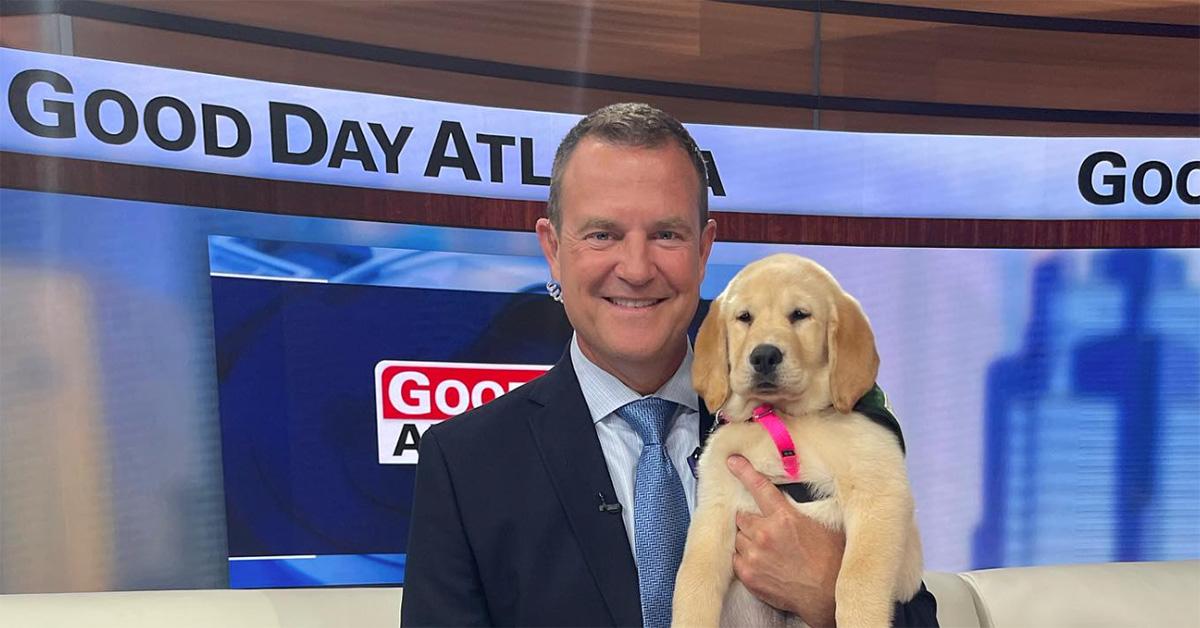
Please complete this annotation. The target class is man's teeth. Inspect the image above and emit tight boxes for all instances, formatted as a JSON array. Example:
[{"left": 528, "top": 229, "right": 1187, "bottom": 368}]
[{"left": 609, "top": 297, "right": 660, "bottom": 308}]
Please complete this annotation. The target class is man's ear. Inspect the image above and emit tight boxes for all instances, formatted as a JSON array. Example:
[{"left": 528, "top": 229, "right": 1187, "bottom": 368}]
[
  {"left": 535, "top": 218, "right": 561, "bottom": 281},
  {"left": 827, "top": 291, "right": 880, "bottom": 414},
  {"left": 692, "top": 293, "right": 730, "bottom": 411},
  {"left": 698, "top": 219, "right": 717, "bottom": 281}
]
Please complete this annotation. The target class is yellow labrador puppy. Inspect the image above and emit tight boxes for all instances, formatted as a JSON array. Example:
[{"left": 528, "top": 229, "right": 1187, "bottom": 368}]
[{"left": 673, "top": 254, "right": 923, "bottom": 628}]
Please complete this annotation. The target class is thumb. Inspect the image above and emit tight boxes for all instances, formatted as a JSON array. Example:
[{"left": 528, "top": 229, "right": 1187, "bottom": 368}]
[{"left": 726, "top": 455, "right": 786, "bottom": 516}]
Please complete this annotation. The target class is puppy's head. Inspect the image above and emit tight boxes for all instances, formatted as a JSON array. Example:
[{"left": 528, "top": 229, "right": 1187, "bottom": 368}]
[{"left": 693, "top": 254, "right": 878, "bottom": 419}]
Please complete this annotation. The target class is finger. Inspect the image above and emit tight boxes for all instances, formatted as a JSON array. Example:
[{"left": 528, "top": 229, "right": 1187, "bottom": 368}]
[
  {"left": 735, "top": 529, "right": 752, "bottom": 556},
  {"left": 726, "top": 454, "right": 789, "bottom": 516},
  {"left": 735, "top": 510, "right": 767, "bottom": 540},
  {"left": 731, "top": 551, "right": 751, "bottom": 583}
]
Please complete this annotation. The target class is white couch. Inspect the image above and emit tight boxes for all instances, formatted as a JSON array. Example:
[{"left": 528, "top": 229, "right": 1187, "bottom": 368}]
[
  {"left": 1, "top": 560, "right": 1197, "bottom": 628},
  {"left": 923, "top": 560, "right": 1199, "bottom": 628}
]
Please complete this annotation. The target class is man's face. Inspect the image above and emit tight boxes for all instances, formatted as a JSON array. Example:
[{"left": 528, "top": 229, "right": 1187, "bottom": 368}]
[{"left": 536, "top": 138, "right": 716, "bottom": 383}]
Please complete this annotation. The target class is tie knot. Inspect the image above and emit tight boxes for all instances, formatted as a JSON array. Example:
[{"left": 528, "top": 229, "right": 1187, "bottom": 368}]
[{"left": 615, "top": 397, "right": 678, "bottom": 445}]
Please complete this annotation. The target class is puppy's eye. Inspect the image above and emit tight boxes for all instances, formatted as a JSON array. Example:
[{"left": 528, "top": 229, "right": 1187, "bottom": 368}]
[
  {"left": 736, "top": 311, "right": 753, "bottom": 324},
  {"left": 789, "top": 309, "right": 811, "bottom": 323}
]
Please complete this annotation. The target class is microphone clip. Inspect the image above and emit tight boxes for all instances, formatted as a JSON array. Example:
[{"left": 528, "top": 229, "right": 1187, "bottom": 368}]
[{"left": 597, "top": 492, "right": 623, "bottom": 514}]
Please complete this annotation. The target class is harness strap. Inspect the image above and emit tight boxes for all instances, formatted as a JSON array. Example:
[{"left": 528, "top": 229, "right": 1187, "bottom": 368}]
[{"left": 750, "top": 404, "right": 800, "bottom": 481}]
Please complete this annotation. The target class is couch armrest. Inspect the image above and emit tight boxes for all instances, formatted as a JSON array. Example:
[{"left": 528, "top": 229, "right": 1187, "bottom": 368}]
[
  {"left": 924, "top": 571, "right": 984, "bottom": 628},
  {"left": 960, "top": 560, "right": 1200, "bottom": 628}
]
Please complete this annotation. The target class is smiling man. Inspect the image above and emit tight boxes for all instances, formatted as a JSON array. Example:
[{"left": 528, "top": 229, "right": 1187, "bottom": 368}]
[
  {"left": 401, "top": 103, "right": 938, "bottom": 628},
  {"left": 538, "top": 131, "right": 714, "bottom": 396}
]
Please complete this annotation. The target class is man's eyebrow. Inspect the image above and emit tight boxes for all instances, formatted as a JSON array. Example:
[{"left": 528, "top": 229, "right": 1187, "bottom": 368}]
[
  {"left": 653, "top": 217, "right": 696, "bottom": 233},
  {"left": 576, "top": 218, "right": 620, "bottom": 232}
]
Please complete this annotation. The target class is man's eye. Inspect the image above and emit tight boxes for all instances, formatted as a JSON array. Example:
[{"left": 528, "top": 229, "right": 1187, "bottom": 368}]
[
  {"left": 790, "top": 309, "right": 811, "bottom": 323},
  {"left": 587, "top": 232, "right": 613, "bottom": 241},
  {"left": 736, "top": 311, "right": 753, "bottom": 324},
  {"left": 656, "top": 231, "right": 679, "bottom": 240}
]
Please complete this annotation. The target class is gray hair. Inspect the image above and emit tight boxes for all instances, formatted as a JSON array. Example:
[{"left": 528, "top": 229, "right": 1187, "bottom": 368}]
[{"left": 546, "top": 103, "right": 709, "bottom": 230}]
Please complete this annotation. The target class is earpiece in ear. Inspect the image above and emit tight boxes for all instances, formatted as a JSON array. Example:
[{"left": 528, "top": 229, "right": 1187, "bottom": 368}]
[{"left": 546, "top": 280, "right": 563, "bottom": 303}]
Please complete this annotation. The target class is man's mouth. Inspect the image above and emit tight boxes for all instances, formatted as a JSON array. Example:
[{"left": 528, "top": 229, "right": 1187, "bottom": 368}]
[{"left": 604, "top": 297, "right": 667, "bottom": 309}]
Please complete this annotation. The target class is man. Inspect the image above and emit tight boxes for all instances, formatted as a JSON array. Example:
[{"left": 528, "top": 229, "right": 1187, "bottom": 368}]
[{"left": 402, "top": 103, "right": 937, "bottom": 627}]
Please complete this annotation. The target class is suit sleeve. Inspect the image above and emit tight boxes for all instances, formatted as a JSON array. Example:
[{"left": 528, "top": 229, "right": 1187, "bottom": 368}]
[
  {"left": 890, "top": 581, "right": 939, "bottom": 627},
  {"left": 401, "top": 428, "right": 492, "bottom": 627}
]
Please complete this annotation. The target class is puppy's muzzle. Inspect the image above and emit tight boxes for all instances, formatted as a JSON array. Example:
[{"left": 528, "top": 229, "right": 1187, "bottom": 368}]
[{"left": 749, "top": 344, "right": 783, "bottom": 390}]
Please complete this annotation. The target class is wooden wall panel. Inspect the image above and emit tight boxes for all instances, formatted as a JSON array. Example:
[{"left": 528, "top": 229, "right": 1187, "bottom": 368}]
[
  {"left": 63, "top": 17, "right": 814, "bottom": 129},
  {"left": 0, "top": 14, "right": 69, "bottom": 52},
  {"left": 697, "top": 1, "right": 815, "bottom": 93},
  {"left": 870, "top": 0, "right": 1200, "bottom": 26},
  {"left": 819, "top": 13, "right": 1199, "bottom": 113},
  {"left": 6, "top": 1, "right": 1195, "bottom": 135},
  {"left": 92, "top": 0, "right": 816, "bottom": 94}
]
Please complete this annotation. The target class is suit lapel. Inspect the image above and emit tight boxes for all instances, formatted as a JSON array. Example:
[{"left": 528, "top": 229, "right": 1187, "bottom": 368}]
[{"left": 525, "top": 353, "right": 642, "bottom": 627}]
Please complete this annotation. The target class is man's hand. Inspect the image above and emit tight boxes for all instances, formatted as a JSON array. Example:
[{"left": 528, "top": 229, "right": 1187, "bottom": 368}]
[{"left": 726, "top": 454, "right": 845, "bottom": 628}]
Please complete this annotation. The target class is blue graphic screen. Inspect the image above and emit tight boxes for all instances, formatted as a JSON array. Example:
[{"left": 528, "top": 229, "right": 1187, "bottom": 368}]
[{"left": 212, "top": 276, "right": 574, "bottom": 586}]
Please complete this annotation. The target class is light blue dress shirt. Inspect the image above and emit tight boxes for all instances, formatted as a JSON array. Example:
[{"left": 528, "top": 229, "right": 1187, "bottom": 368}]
[{"left": 569, "top": 335, "right": 701, "bottom": 559}]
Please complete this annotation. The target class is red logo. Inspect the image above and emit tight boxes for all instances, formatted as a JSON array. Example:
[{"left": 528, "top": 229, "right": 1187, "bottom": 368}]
[{"left": 376, "top": 361, "right": 550, "bottom": 421}]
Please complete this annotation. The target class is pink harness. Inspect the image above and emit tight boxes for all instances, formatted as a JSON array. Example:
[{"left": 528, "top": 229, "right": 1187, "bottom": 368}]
[{"left": 722, "top": 404, "right": 800, "bottom": 481}]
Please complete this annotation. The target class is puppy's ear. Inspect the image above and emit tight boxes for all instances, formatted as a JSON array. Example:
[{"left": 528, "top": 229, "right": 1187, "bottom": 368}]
[
  {"left": 692, "top": 295, "right": 730, "bottom": 411},
  {"left": 827, "top": 291, "right": 879, "bottom": 414}
]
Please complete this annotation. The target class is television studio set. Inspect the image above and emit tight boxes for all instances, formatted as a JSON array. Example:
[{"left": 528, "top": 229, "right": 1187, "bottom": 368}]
[{"left": 0, "top": 1, "right": 1197, "bottom": 627}]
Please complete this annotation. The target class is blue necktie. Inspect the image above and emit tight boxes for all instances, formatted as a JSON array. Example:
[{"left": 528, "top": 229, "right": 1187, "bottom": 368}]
[{"left": 616, "top": 397, "right": 689, "bottom": 628}]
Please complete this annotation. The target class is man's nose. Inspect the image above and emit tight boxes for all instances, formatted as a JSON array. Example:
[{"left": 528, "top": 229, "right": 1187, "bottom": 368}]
[
  {"left": 615, "top": 238, "right": 655, "bottom": 285},
  {"left": 749, "top": 344, "right": 783, "bottom": 375}
]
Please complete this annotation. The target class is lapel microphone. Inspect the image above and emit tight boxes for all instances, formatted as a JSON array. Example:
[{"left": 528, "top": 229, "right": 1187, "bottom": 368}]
[{"left": 597, "top": 492, "right": 623, "bottom": 514}]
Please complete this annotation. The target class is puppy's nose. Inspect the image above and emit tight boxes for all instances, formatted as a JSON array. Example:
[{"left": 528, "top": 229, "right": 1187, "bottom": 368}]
[{"left": 749, "top": 344, "right": 783, "bottom": 375}]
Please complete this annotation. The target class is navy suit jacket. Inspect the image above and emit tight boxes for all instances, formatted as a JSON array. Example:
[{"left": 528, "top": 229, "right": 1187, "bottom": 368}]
[{"left": 402, "top": 352, "right": 937, "bottom": 627}]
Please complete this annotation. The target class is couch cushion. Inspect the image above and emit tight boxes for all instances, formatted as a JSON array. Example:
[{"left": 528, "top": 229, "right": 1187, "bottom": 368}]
[
  {"left": 961, "top": 560, "right": 1200, "bottom": 628},
  {"left": 0, "top": 587, "right": 402, "bottom": 628}
]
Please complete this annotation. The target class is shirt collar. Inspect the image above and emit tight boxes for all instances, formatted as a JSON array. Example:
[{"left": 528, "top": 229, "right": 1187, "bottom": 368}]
[{"left": 570, "top": 333, "right": 699, "bottom": 425}]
